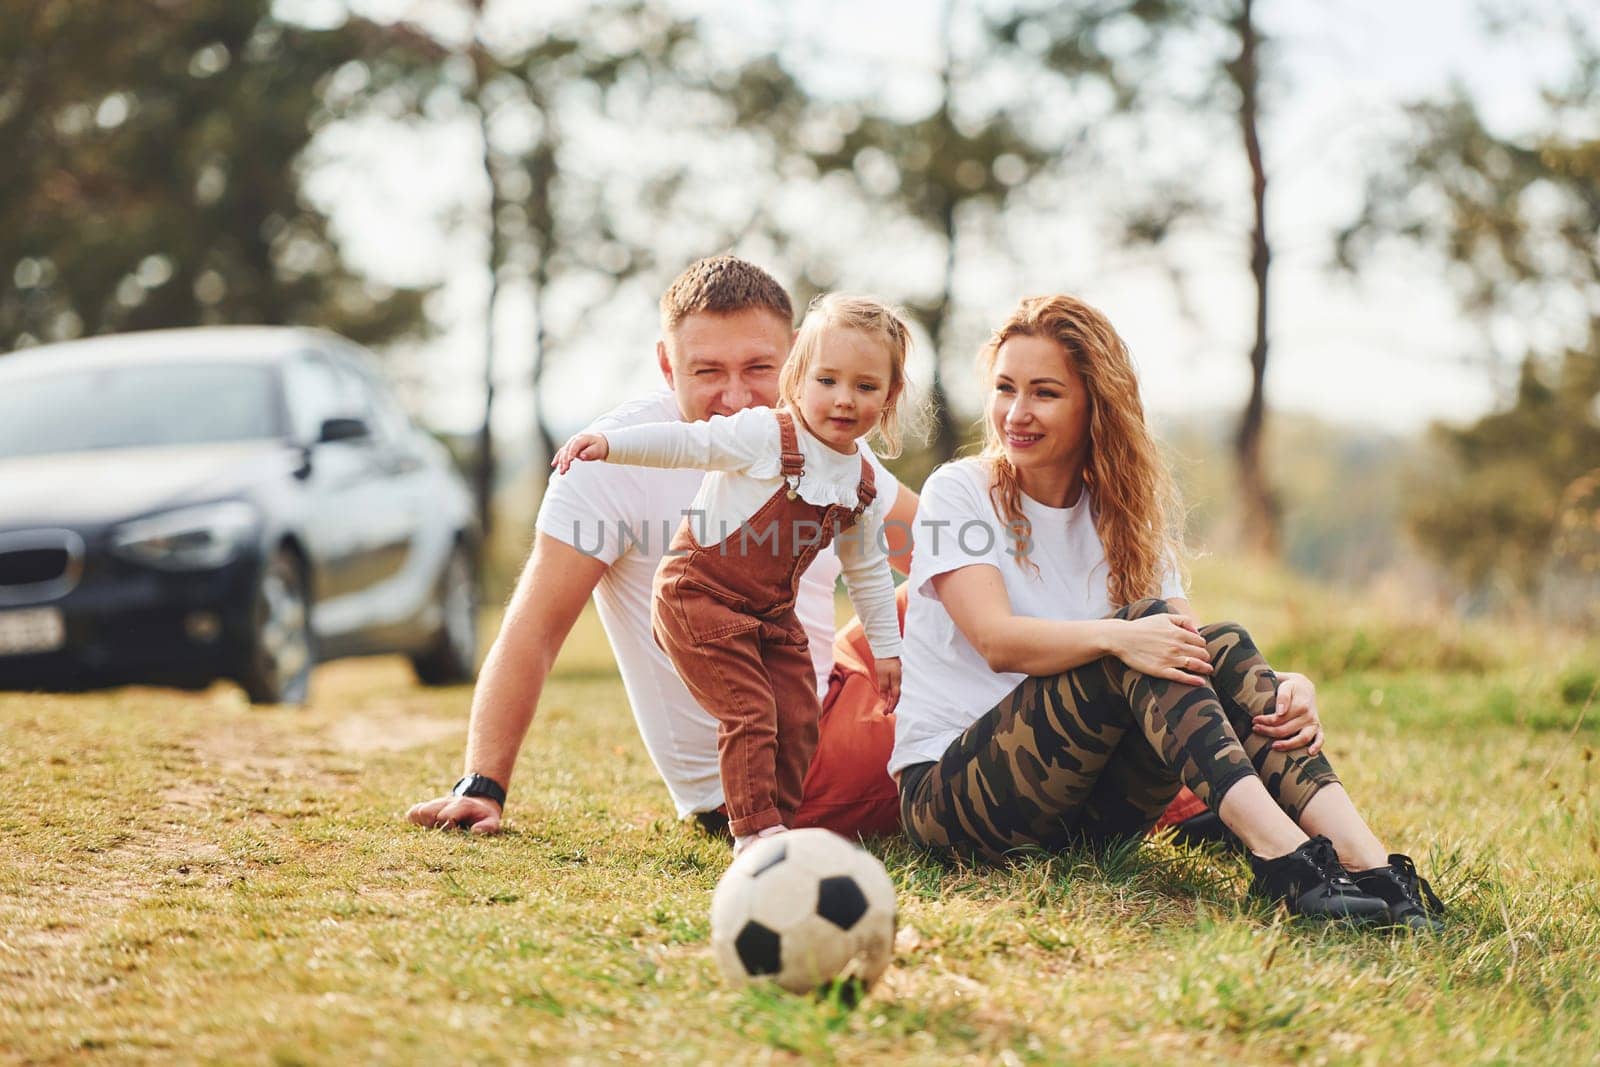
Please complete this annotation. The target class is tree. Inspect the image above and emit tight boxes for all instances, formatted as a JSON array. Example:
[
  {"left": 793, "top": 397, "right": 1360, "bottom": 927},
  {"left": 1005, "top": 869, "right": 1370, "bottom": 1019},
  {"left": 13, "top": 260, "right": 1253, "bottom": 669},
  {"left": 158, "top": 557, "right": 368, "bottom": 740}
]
[
  {"left": 1409, "top": 336, "right": 1600, "bottom": 601},
  {"left": 0, "top": 0, "right": 441, "bottom": 351},
  {"left": 1339, "top": 20, "right": 1600, "bottom": 608},
  {"left": 494, "top": 4, "right": 697, "bottom": 470},
  {"left": 869, "top": 0, "right": 1051, "bottom": 463},
  {"left": 436, "top": 2, "right": 729, "bottom": 535},
  {"left": 999, "top": 0, "right": 1286, "bottom": 553},
  {"left": 735, "top": 1, "right": 1051, "bottom": 464},
  {"left": 1223, "top": 0, "right": 1280, "bottom": 555},
  {"left": 1338, "top": 43, "right": 1600, "bottom": 372}
]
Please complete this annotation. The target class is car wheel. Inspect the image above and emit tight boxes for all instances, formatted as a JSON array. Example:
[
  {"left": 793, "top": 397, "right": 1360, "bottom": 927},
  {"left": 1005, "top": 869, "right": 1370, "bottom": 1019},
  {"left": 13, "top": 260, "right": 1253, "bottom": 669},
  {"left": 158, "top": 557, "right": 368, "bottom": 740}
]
[
  {"left": 239, "top": 548, "right": 314, "bottom": 706},
  {"left": 411, "top": 543, "right": 479, "bottom": 686}
]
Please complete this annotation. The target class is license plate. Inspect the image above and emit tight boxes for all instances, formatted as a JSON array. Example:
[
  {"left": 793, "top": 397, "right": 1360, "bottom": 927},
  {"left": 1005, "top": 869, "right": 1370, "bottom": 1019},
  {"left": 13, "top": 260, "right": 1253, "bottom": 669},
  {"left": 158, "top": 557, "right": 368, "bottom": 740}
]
[{"left": 0, "top": 607, "right": 66, "bottom": 656}]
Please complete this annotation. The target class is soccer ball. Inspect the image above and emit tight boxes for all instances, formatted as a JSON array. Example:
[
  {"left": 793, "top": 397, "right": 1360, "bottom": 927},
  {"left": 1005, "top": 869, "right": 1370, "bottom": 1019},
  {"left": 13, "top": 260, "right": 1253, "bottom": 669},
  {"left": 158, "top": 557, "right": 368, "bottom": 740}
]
[{"left": 709, "top": 828, "right": 896, "bottom": 994}]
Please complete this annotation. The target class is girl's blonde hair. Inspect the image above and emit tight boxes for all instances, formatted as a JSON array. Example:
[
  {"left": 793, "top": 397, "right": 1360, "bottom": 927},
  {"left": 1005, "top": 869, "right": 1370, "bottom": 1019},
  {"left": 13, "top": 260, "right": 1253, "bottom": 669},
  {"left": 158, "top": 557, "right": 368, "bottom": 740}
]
[
  {"left": 779, "top": 293, "right": 916, "bottom": 458},
  {"left": 977, "top": 294, "right": 1186, "bottom": 607}
]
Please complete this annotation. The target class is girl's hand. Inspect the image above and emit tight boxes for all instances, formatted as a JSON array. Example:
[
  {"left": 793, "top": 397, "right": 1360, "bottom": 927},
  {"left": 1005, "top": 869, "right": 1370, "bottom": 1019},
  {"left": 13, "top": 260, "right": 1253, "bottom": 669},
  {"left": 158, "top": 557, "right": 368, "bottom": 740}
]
[
  {"left": 1252, "top": 671, "right": 1324, "bottom": 755},
  {"left": 551, "top": 432, "right": 609, "bottom": 474},
  {"left": 1111, "top": 614, "right": 1214, "bottom": 685},
  {"left": 875, "top": 656, "right": 902, "bottom": 713}
]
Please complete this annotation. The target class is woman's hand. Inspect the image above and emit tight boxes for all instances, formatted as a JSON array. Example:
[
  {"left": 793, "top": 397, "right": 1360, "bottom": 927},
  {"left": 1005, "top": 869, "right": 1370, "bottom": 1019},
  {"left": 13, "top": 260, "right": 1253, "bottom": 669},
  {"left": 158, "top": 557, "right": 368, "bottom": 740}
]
[
  {"left": 551, "top": 432, "right": 609, "bottom": 474},
  {"left": 1109, "top": 613, "right": 1214, "bottom": 685},
  {"left": 875, "top": 656, "right": 902, "bottom": 713},
  {"left": 1252, "top": 671, "right": 1324, "bottom": 755}
]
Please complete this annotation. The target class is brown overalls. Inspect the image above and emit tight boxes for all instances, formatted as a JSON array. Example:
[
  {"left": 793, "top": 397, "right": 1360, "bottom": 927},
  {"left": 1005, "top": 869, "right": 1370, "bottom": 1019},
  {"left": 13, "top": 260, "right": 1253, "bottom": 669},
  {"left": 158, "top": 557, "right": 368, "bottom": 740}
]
[{"left": 651, "top": 409, "right": 877, "bottom": 837}]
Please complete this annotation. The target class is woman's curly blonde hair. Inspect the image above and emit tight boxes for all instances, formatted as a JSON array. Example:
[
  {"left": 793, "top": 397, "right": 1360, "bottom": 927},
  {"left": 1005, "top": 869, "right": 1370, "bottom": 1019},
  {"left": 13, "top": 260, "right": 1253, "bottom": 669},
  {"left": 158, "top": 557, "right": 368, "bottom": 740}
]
[{"left": 977, "top": 294, "right": 1186, "bottom": 607}]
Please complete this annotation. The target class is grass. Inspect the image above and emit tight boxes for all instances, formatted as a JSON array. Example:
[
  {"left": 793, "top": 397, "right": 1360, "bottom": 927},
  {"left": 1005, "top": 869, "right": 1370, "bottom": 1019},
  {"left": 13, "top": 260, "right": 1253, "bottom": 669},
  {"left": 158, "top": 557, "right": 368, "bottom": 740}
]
[{"left": 2, "top": 563, "right": 1598, "bottom": 1065}]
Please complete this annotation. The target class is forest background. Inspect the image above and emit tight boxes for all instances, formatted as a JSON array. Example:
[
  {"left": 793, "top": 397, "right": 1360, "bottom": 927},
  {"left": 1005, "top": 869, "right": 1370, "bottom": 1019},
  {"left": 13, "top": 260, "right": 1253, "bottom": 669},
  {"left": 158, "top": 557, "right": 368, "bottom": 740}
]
[{"left": 4, "top": 0, "right": 1598, "bottom": 622}]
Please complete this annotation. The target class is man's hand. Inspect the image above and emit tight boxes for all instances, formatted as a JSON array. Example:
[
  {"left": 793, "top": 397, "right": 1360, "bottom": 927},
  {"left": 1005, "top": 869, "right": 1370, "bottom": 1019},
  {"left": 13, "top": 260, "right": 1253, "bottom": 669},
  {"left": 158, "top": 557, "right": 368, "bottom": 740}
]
[
  {"left": 399, "top": 533, "right": 606, "bottom": 844},
  {"left": 405, "top": 794, "right": 504, "bottom": 835},
  {"left": 876, "top": 656, "right": 902, "bottom": 713},
  {"left": 1252, "top": 671, "right": 1324, "bottom": 755},
  {"left": 551, "top": 432, "right": 609, "bottom": 474}
]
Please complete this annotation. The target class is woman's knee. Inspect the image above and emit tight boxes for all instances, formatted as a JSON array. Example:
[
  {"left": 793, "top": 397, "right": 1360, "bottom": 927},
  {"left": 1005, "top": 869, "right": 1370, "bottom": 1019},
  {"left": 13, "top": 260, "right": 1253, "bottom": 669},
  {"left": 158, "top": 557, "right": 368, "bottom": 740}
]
[
  {"left": 1200, "top": 620, "right": 1259, "bottom": 654},
  {"left": 1200, "top": 619, "right": 1247, "bottom": 640},
  {"left": 1118, "top": 597, "right": 1173, "bottom": 621}
]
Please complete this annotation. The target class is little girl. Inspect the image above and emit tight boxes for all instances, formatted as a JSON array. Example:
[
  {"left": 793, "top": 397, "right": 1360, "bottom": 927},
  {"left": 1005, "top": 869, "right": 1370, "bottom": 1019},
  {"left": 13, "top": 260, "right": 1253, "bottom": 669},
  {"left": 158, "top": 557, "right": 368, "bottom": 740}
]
[{"left": 553, "top": 294, "right": 910, "bottom": 854}]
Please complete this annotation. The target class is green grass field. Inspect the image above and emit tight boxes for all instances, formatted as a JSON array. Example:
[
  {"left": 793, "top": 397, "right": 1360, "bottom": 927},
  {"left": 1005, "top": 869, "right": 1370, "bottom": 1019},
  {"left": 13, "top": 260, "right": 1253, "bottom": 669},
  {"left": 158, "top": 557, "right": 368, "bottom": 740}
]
[{"left": 3, "top": 562, "right": 1598, "bottom": 1065}]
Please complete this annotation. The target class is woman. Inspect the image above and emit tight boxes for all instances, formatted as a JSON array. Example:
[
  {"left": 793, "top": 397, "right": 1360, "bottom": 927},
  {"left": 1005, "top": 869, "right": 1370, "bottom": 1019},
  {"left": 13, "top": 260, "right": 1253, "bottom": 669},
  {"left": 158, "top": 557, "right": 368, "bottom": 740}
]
[{"left": 891, "top": 295, "right": 1444, "bottom": 929}]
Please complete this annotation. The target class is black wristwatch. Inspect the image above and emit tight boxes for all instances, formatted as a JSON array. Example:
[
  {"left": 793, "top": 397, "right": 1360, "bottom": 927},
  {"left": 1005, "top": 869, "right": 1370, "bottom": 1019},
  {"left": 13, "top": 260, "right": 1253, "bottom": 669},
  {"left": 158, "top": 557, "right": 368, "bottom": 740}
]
[{"left": 452, "top": 773, "right": 507, "bottom": 808}]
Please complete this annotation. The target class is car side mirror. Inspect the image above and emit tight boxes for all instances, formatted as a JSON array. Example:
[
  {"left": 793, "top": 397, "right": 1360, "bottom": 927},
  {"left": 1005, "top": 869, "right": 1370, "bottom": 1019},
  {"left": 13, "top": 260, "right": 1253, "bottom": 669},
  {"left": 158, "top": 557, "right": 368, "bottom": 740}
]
[{"left": 318, "top": 416, "right": 370, "bottom": 444}]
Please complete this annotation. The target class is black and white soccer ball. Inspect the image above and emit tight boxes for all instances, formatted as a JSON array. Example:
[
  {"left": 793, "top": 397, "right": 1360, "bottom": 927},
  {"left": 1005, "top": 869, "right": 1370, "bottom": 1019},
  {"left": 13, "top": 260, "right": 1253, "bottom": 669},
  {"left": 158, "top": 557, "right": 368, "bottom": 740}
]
[{"left": 710, "top": 828, "right": 896, "bottom": 994}]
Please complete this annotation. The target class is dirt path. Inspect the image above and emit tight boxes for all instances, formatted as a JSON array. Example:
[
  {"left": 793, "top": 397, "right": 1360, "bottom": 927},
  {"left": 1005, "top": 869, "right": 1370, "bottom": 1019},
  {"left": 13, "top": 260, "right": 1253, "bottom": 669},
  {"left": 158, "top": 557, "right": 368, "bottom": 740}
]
[{"left": 0, "top": 658, "right": 468, "bottom": 1026}]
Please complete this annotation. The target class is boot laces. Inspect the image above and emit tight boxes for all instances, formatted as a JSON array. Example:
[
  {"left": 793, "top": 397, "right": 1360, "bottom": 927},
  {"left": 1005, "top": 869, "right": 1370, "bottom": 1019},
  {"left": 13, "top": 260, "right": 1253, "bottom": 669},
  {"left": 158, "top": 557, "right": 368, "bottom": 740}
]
[
  {"left": 1305, "top": 836, "right": 1358, "bottom": 891},
  {"left": 1390, "top": 854, "right": 1445, "bottom": 913}
]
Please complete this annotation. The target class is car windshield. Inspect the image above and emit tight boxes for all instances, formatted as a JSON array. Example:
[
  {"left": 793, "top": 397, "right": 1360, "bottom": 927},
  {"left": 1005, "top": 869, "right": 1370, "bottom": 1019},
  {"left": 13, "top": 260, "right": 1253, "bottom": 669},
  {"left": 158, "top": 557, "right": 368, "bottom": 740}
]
[{"left": 0, "top": 361, "right": 284, "bottom": 458}]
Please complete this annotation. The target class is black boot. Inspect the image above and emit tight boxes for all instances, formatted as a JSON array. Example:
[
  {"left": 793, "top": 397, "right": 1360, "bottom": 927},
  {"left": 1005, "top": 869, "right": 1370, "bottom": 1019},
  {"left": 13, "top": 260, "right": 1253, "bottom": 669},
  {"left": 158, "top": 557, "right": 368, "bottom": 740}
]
[
  {"left": 1350, "top": 854, "right": 1446, "bottom": 932},
  {"left": 1169, "top": 810, "right": 1245, "bottom": 854},
  {"left": 1248, "top": 836, "right": 1390, "bottom": 922}
]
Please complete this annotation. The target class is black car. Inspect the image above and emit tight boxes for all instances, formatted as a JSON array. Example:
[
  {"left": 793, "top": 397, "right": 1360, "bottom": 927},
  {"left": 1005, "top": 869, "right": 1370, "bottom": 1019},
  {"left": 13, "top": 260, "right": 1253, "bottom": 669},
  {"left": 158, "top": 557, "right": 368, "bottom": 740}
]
[{"left": 0, "top": 326, "right": 481, "bottom": 704}]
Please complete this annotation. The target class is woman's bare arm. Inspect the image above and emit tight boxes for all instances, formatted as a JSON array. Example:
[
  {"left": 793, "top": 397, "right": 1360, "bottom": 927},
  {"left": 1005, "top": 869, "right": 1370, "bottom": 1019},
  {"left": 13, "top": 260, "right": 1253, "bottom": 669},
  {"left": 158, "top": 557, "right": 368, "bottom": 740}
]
[{"left": 932, "top": 565, "right": 1212, "bottom": 683}]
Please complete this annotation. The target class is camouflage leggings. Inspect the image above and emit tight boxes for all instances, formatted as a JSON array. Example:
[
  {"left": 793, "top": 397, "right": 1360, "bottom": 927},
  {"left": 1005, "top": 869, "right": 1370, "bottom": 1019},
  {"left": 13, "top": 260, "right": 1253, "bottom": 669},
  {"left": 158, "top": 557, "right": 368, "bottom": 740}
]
[{"left": 899, "top": 598, "right": 1339, "bottom": 862}]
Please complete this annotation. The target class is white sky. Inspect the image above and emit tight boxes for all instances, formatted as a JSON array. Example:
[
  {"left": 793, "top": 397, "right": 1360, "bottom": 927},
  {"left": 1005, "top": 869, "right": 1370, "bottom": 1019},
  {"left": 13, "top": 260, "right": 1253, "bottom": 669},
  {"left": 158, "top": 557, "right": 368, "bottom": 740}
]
[{"left": 289, "top": 0, "right": 1595, "bottom": 445}]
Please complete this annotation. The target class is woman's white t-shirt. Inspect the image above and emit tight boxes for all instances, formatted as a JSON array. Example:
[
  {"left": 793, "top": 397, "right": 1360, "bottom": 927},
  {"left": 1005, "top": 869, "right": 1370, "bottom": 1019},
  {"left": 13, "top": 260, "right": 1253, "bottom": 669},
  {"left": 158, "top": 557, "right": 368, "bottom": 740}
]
[{"left": 888, "top": 458, "right": 1186, "bottom": 774}]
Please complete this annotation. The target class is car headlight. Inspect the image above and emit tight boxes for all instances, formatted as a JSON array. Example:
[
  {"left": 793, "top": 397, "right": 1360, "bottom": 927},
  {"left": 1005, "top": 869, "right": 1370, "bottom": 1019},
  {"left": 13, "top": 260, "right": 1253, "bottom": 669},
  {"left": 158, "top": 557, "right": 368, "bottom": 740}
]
[{"left": 111, "top": 501, "right": 261, "bottom": 570}]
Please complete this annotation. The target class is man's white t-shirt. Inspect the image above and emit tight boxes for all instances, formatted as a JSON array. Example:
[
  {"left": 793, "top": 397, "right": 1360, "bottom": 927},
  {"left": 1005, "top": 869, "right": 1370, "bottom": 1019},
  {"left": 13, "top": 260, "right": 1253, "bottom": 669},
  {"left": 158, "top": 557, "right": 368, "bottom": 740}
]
[
  {"left": 889, "top": 458, "right": 1185, "bottom": 775},
  {"left": 534, "top": 390, "right": 898, "bottom": 818}
]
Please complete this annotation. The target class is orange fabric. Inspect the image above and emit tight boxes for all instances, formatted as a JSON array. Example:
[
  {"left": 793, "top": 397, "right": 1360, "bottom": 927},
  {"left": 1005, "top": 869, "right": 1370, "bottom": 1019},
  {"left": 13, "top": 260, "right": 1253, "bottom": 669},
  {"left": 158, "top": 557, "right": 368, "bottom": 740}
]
[
  {"left": 797, "top": 582, "right": 1207, "bottom": 837},
  {"left": 1154, "top": 785, "right": 1207, "bottom": 827},
  {"left": 793, "top": 584, "right": 908, "bottom": 837}
]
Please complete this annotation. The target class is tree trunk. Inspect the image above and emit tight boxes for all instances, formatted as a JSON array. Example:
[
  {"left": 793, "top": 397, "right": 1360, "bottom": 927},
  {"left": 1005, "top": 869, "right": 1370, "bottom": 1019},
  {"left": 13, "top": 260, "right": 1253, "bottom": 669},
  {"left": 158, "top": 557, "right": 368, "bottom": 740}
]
[
  {"left": 926, "top": 0, "right": 962, "bottom": 464},
  {"left": 528, "top": 258, "right": 556, "bottom": 469},
  {"left": 526, "top": 138, "right": 558, "bottom": 470},
  {"left": 472, "top": 49, "right": 502, "bottom": 542},
  {"left": 927, "top": 195, "right": 961, "bottom": 464},
  {"left": 1230, "top": 0, "right": 1280, "bottom": 556}
]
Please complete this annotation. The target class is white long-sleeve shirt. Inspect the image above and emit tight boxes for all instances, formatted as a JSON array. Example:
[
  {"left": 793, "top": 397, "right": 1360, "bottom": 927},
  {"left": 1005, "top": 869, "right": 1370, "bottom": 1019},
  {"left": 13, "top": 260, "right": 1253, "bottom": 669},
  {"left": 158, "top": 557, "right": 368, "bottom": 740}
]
[{"left": 602, "top": 406, "right": 902, "bottom": 661}]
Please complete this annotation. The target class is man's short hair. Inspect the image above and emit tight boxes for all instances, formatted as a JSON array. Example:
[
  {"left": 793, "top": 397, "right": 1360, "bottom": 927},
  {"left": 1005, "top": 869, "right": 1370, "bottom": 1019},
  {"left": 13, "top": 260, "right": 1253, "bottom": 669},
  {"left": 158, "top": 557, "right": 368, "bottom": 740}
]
[{"left": 659, "top": 255, "right": 794, "bottom": 333}]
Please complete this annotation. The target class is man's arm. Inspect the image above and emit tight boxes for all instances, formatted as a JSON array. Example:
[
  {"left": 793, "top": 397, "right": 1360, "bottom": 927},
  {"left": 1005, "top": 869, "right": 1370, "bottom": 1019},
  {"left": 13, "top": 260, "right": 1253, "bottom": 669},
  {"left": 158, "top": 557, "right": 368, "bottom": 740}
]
[
  {"left": 405, "top": 532, "right": 607, "bottom": 834},
  {"left": 882, "top": 480, "right": 918, "bottom": 577}
]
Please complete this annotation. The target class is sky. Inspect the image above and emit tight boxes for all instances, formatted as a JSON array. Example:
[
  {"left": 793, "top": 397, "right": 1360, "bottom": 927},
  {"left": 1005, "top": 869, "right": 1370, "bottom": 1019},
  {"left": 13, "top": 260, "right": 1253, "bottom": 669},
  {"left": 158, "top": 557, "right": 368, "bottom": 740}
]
[{"left": 285, "top": 0, "right": 1593, "bottom": 445}]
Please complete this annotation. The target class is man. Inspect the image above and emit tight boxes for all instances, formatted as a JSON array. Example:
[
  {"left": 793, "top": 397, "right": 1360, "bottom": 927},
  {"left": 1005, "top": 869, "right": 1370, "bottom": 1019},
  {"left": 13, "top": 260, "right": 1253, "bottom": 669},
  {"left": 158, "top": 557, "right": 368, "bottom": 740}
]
[
  {"left": 406, "top": 255, "right": 1320, "bottom": 841},
  {"left": 406, "top": 256, "right": 917, "bottom": 837}
]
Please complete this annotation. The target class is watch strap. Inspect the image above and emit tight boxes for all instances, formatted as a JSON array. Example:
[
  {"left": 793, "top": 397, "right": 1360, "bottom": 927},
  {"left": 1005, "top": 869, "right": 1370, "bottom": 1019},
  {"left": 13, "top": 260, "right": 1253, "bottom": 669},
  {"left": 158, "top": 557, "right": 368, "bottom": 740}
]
[{"left": 452, "top": 773, "right": 507, "bottom": 807}]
